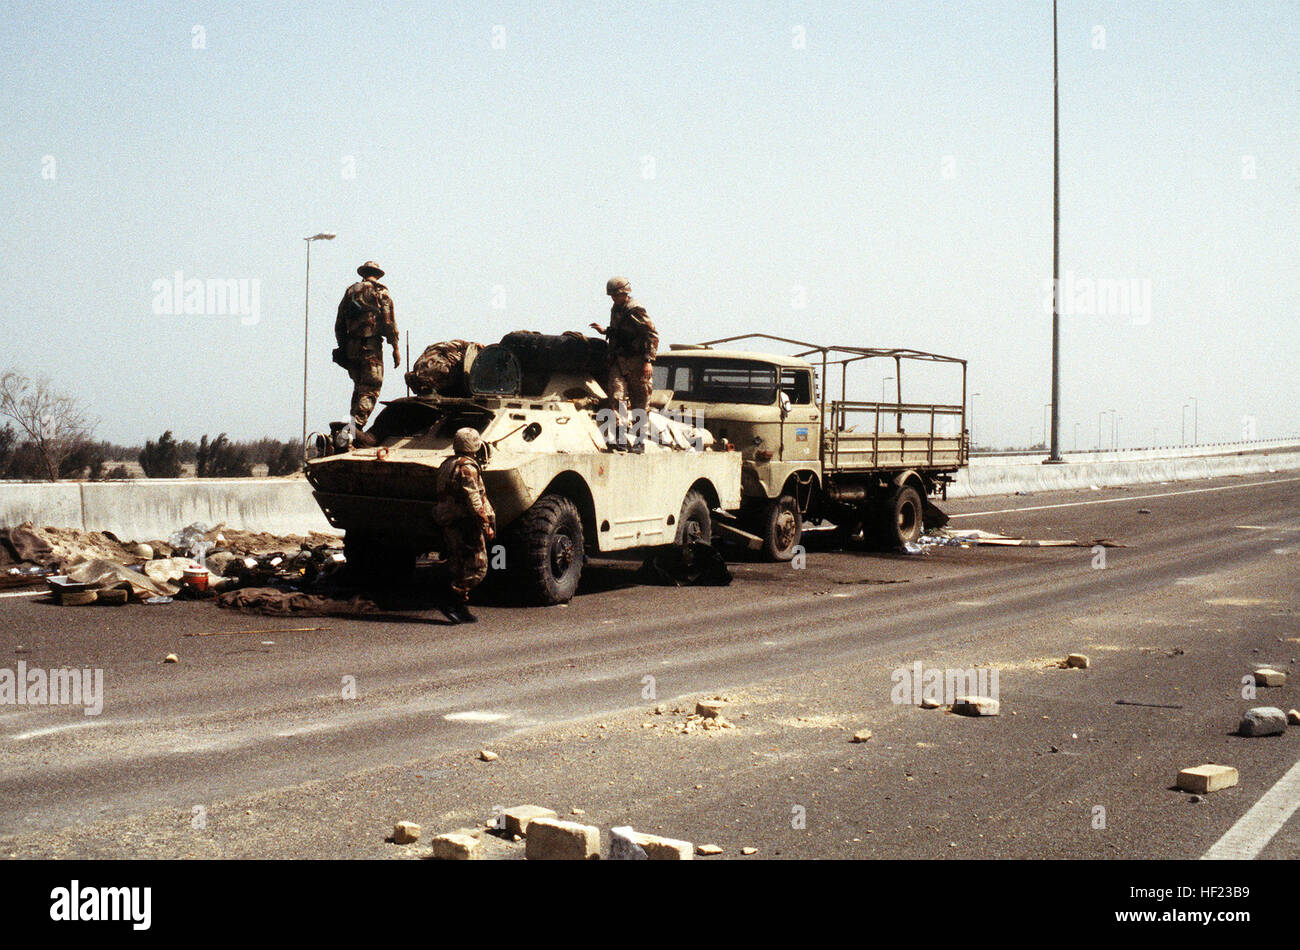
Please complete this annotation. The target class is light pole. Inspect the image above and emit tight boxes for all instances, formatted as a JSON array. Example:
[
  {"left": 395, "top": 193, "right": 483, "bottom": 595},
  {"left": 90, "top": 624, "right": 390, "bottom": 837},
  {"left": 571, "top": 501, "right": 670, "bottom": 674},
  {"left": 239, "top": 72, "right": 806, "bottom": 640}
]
[
  {"left": 881, "top": 376, "right": 894, "bottom": 404},
  {"left": 303, "top": 232, "right": 336, "bottom": 460},
  {"left": 1115, "top": 413, "right": 1122, "bottom": 450},
  {"left": 1106, "top": 408, "right": 1116, "bottom": 451},
  {"left": 971, "top": 392, "right": 982, "bottom": 448},
  {"left": 1045, "top": 0, "right": 1064, "bottom": 464},
  {"left": 1073, "top": 422, "right": 1079, "bottom": 450},
  {"left": 1190, "top": 396, "right": 1198, "bottom": 445},
  {"left": 1182, "top": 403, "right": 1189, "bottom": 445}
]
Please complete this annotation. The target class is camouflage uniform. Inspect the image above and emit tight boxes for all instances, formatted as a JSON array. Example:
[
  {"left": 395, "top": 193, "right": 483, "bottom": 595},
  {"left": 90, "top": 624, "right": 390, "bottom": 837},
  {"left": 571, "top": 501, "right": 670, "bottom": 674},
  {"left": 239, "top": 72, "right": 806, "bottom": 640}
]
[
  {"left": 335, "top": 270, "right": 398, "bottom": 430},
  {"left": 405, "top": 340, "right": 478, "bottom": 397},
  {"left": 434, "top": 448, "right": 496, "bottom": 604},
  {"left": 605, "top": 297, "right": 658, "bottom": 412}
]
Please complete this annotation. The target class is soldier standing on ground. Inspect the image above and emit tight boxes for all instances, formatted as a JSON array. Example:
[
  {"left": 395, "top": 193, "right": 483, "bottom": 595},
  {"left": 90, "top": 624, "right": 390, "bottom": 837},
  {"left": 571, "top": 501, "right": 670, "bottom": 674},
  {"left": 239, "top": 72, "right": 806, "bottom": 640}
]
[
  {"left": 433, "top": 428, "right": 496, "bottom": 624},
  {"left": 589, "top": 276, "right": 659, "bottom": 448},
  {"left": 334, "top": 261, "right": 400, "bottom": 445}
]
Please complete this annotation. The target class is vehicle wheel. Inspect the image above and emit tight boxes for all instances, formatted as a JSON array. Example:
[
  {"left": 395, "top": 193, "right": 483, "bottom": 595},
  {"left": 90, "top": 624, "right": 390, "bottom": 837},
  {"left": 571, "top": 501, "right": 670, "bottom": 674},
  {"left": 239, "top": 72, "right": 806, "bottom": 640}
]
[
  {"left": 511, "top": 493, "right": 585, "bottom": 605},
  {"left": 761, "top": 494, "right": 803, "bottom": 562},
  {"left": 344, "top": 530, "right": 417, "bottom": 586},
  {"left": 674, "top": 490, "right": 712, "bottom": 547},
  {"left": 877, "top": 485, "right": 924, "bottom": 550}
]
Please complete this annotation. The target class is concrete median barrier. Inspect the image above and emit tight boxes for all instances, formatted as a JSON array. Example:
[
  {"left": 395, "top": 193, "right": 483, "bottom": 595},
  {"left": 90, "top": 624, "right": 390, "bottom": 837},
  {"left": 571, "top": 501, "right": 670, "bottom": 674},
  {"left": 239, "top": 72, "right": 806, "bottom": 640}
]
[{"left": 2, "top": 443, "right": 1298, "bottom": 537}]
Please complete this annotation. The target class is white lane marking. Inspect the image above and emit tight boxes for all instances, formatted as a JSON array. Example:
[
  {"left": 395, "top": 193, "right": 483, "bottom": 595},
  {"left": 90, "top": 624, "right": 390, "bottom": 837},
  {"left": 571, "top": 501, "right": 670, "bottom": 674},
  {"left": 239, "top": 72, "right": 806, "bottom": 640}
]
[
  {"left": 1202, "top": 756, "right": 1300, "bottom": 860},
  {"left": 955, "top": 600, "right": 988, "bottom": 607},
  {"left": 443, "top": 710, "right": 510, "bottom": 723},
  {"left": 11, "top": 720, "right": 109, "bottom": 741},
  {"left": 949, "top": 476, "right": 1300, "bottom": 519},
  {"left": 0, "top": 589, "right": 46, "bottom": 599}
]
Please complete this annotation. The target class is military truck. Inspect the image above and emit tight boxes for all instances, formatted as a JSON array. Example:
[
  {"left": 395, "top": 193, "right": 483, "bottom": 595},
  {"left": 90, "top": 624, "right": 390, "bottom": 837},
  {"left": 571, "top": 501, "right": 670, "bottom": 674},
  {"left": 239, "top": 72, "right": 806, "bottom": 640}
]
[
  {"left": 306, "top": 332, "right": 740, "bottom": 605},
  {"left": 651, "top": 334, "right": 968, "bottom": 560}
]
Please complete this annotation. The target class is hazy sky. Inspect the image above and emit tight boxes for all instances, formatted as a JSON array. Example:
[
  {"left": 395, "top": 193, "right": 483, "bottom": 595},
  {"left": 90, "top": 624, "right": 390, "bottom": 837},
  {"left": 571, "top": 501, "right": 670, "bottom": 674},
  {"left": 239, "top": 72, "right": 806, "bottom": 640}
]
[{"left": 2, "top": 0, "right": 1296, "bottom": 449}]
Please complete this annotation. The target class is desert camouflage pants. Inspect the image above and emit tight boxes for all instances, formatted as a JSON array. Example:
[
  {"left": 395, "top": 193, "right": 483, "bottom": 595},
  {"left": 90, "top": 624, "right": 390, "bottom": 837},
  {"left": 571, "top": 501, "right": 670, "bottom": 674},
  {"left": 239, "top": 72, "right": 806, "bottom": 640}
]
[
  {"left": 607, "top": 355, "right": 653, "bottom": 413},
  {"left": 347, "top": 355, "right": 384, "bottom": 429},
  {"left": 442, "top": 520, "right": 488, "bottom": 602}
]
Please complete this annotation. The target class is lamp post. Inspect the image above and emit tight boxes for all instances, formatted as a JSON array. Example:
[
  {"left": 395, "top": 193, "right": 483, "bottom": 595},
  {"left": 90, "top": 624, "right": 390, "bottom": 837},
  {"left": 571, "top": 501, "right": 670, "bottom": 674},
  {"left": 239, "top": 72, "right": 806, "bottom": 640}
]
[
  {"left": 303, "top": 232, "right": 336, "bottom": 460},
  {"left": 881, "top": 376, "right": 894, "bottom": 404},
  {"left": 1045, "top": 0, "right": 1065, "bottom": 464},
  {"left": 1073, "top": 422, "right": 1079, "bottom": 450}
]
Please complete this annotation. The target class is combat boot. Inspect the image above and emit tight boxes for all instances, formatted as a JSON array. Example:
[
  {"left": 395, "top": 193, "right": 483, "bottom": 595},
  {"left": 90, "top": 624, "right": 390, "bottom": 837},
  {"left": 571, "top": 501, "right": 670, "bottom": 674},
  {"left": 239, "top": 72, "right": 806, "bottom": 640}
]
[
  {"left": 455, "top": 603, "right": 478, "bottom": 623},
  {"left": 437, "top": 601, "right": 463, "bottom": 624}
]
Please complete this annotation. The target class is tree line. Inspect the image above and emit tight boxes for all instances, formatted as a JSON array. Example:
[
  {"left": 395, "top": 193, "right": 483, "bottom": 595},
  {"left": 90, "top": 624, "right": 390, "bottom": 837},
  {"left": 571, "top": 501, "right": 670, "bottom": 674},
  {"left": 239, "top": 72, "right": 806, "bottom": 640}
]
[{"left": 0, "top": 369, "right": 300, "bottom": 481}]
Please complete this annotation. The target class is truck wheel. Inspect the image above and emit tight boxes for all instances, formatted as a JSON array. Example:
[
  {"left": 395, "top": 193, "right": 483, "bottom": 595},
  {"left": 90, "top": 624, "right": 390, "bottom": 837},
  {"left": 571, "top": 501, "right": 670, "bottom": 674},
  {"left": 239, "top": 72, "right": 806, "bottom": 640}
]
[
  {"left": 344, "top": 530, "right": 417, "bottom": 586},
  {"left": 878, "top": 485, "right": 924, "bottom": 549},
  {"left": 512, "top": 493, "right": 585, "bottom": 605},
  {"left": 674, "top": 490, "right": 712, "bottom": 547},
  {"left": 761, "top": 495, "right": 803, "bottom": 562}
]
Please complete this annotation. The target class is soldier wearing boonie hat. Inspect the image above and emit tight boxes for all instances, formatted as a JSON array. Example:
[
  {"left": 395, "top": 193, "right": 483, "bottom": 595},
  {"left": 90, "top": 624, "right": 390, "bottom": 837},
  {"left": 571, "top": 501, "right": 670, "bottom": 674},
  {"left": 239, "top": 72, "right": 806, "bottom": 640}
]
[{"left": 334, "top": 261, "right": 400, "bottom": 443}]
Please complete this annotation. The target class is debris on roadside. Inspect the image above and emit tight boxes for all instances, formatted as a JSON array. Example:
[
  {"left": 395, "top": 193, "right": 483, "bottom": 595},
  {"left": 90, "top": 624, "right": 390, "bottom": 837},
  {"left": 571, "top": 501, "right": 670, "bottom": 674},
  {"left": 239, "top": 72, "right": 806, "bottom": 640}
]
[
  {"left": 1252, "top": 668, "right": 1286, "bottom": 687},
  {"left": 610, "top": 826, "right": 693, "bottom": 860},
  {"left": 524, "top": 818, "right": 600, "bottom": 860},
  {"left": 391, "top": 821, "right": 421, "bottom": 845},
  {"left": 696, "top": 843, "right": 724, "bottom": 856},
  {"left": 741, "top": 846, "right": 758, "bottom": 855},
  {"left": 1238, "top": 707, "right": 1288, "bottom": 737},
  {"left": 636, "top": 541, "right": 732, "bottom": 587},
  {"left": 951, "top": 696, "right": 1000, "bottom": 717},
  {"left": 1176, "top": 764, "right": 1238, "bottom": 794},
  {"left": 920, "top": 528, "right": 1126, "bottom": 549},
  {"left": 478, "top": 749, "right": 499, "bottom": 762},
  {"left": 163, "top": 654, "right": 179, "bottom": 664},
  {"left": 1050, "top": 653, "right": 1090, "bottom": 670},
  {"left": 429, "top": 831, "right": 480, "bottom": 860},
  {"left": 1288, "top": 709, "right": 1300, "bottom": 726},
  {"left": 3, "top": 520, "right": 349, "bottom": 608},
  {"left": 500, "top": 805, "right": 556, "bottom": 838},
  {"left": 850, "top": 729, "right": 873, "bottom": 743}
]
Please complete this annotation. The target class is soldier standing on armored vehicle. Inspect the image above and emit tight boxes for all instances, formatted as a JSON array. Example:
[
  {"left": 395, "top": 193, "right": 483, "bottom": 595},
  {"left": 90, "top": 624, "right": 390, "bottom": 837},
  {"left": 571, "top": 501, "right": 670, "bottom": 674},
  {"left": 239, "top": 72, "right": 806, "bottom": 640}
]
[
  {"left": 334, "top": 261, "right": 400, "bottom": 446},
  {"left": 433, "top": 428, "right": 497, "bottom": 624},
  {"left": 590, "top": 276, "right": 658, "bottom": 449}
]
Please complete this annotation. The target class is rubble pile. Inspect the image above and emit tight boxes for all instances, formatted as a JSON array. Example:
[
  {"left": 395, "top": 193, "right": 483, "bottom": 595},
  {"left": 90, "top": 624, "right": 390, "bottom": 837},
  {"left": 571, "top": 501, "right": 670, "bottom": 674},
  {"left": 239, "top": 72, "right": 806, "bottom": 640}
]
[{"left": 1, "top": 520, "right": 347, "bottom": 607}]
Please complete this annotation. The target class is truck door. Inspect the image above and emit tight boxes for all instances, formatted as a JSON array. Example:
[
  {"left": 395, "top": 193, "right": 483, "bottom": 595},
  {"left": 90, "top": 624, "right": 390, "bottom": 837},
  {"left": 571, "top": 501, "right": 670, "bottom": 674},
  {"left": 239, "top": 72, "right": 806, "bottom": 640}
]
[{"left": 779, "top": 368, "right": 819, "bottom": 462}]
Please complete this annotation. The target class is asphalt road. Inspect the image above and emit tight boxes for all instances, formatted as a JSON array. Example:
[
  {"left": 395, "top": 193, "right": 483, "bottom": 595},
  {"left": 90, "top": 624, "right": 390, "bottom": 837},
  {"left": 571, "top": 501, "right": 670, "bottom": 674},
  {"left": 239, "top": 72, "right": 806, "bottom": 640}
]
[{"left": 1, "top": 472, "right": 1297, "bottom": 860}]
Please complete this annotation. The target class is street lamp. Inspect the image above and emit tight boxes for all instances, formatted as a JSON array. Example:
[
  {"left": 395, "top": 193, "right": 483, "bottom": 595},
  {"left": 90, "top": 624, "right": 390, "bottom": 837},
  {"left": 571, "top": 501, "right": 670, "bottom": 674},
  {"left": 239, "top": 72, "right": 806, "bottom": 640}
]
[
  {"left": 881, "top": 376, "right": 894, "bottom": 404},
  {"left": 1045, "top": 0, "right": 1064, "bottom": 464},
  {"left": 303, "top": 232, "right": 336, "bottom": 460},
  {"left": 1073, "top": 421, "right": 1079, "bottom": 450}
]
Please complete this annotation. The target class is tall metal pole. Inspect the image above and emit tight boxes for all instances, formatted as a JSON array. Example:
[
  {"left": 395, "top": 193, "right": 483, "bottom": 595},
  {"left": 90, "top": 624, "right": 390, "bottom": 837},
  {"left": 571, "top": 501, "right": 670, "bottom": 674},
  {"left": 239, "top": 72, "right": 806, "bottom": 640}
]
[
  {"left": 1046, "top": 0, "right": 1064, "bottom": 463},
  {"left": 301, "top": 232, "right": 336, "bottom": 461},
  {"left": 1191, "top": 396, "right": 1198, "bottom": 445},
  {"left": 302, "top": 238, "right": 311, "bottom": 461}
]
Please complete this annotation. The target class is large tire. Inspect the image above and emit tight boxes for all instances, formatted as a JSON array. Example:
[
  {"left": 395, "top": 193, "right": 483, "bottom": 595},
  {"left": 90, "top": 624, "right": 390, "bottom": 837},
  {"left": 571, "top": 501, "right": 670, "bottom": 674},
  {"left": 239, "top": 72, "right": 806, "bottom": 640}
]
[
  {"left": 674, "top": 490, "right": 712, "bottom": 547},
  {"left": 760, "top": 494, "right": 802, "bottom": 562},
  {"left": 510, "top": 493, "right": 585, "bottom": 605},
  {"left": 877, "top": 485, "right": 924, "bottom": 550},
  {"left": 344, "top": 530, "right": 417, "bottom": 587}
]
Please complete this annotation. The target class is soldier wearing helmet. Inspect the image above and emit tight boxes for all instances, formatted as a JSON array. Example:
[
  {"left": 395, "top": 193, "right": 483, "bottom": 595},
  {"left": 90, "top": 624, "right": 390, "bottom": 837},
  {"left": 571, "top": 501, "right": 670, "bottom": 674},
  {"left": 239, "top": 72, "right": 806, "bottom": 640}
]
[
  {"left": 334, "top": 261, "right": 400, "bottom": 444},
  {"left": 589, "top": 277, "right": 659, "bottom": 448},
  {"left": 432, "top": 427, "right": 496, "bottom": 623}
]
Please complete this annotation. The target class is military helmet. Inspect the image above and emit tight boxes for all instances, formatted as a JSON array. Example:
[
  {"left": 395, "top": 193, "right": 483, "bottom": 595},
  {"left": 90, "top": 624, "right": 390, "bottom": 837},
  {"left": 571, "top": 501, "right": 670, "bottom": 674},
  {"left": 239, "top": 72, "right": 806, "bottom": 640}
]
[
  {"left": 357, "top": 261, "right": 385, "bottom": 278},
  {"left": 453, "top": 428, "right": 483, "bottom": 455},
  {"left": 606, "top": 276, "right": 631, "bottom": 296}
]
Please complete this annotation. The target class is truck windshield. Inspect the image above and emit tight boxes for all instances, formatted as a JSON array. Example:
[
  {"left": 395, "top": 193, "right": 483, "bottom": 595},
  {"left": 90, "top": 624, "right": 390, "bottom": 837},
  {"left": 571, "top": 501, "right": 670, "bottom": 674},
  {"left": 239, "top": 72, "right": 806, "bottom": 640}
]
[{"left": 654, "top": 359, "right": 778, "bottom": 406}]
